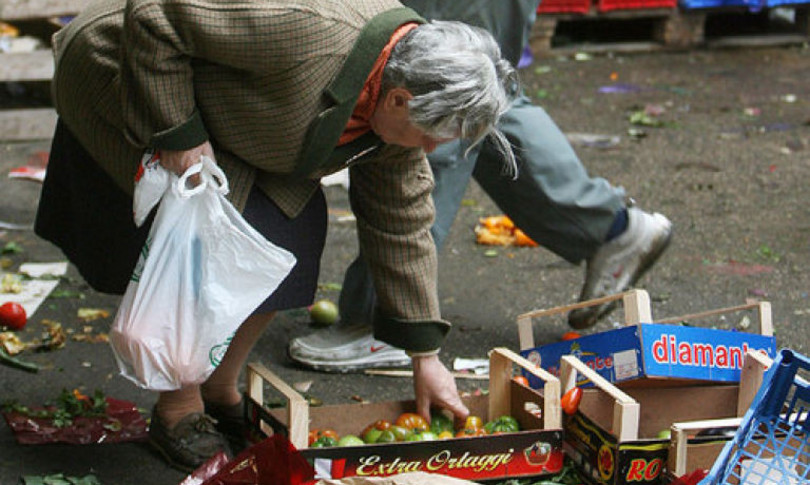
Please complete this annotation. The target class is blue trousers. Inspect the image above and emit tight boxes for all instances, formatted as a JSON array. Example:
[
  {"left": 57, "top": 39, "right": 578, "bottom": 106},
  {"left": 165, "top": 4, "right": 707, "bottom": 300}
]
[{"left": 339, "top": 94, "right": 625, "bottom": 325}]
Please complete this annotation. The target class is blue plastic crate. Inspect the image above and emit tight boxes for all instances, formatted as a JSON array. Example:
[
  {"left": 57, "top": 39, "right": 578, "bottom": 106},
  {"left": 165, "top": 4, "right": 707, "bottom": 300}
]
[
  {"left": 679, "top": 0, "right": 758, "bottom": 9},
  {"left": 700, "top": 348, "right": 810, "bottom": 485}
]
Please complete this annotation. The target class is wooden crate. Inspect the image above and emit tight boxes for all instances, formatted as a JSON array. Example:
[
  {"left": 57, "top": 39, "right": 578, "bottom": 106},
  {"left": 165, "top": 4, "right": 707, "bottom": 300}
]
[{"left": 0, "top": 0, "right": 90, "bottom": 141}]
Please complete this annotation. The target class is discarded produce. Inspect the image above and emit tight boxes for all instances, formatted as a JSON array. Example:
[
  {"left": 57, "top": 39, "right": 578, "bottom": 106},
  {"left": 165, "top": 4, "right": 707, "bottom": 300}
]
[
  {"left": 0, "top": 301, "right": 27, "bottom": 330},
  {"left": 308, "top": 299, "right": 338, "bottom": 325},
  {"left": 0, "top": 345, "right": 38, "bottom": 372},
  {"left": 474, "top": 215, "right": 538, "bottom": 247}
]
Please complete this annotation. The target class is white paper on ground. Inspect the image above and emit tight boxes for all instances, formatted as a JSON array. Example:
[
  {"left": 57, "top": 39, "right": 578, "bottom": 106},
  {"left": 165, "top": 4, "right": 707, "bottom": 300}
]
[{"left": 1, "top": 262, "right": 68, "bottom": 318}]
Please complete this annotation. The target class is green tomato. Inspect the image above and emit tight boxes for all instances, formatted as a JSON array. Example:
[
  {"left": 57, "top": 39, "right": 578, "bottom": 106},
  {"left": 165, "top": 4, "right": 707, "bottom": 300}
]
[
  {"left": 407, "top": 431, "right": 438, "bottom": 442},
  {"left": 485, "top": 415, "right": 521, "bottom": 434},
  {"left": 337, "top": 434, "right": 365, "bottom": 447},
  {"left": 429, "top": 411, "right": 454, "bottom": 434},
  {"left": 309, "top": 300, "right": 339, "bottom": 326},
  {"left": 311, "top": 436, "right": 338, "bottom": 448},
  {"left": 656, "top": 429, "right": 672, "bottom": 440},
  {"left": 363, "top": 427, "right": 383, "bottom": 444},
  {"left": 390, "top": 425, "right": 412, "bottom": 442},
  {"left": 376, "top": 429, "right": 397, "bottom": 443}
]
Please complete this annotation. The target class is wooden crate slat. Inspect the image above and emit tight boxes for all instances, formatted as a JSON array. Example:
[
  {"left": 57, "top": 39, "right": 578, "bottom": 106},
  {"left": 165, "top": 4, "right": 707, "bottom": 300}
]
[
  {"left": 0, "top": 0, "right": 89, "bottom": 20},
  {"left": 0, "top": 50, "right": 54, "bottom": 82},
  {"left": 0, "top": 108, "right": 57, "bottom": 141}
]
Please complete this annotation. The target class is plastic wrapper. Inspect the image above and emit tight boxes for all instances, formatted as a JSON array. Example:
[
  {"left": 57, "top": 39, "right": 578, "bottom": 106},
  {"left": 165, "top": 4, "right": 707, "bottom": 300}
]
[{"left": 191, "top": 434, "right": 315, "bottom": 485}]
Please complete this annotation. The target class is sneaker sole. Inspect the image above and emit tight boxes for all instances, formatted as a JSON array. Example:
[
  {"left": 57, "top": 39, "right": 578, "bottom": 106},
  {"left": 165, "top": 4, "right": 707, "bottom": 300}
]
[{"left": 568, "top": 225, "right": 673, "bottom": 330}]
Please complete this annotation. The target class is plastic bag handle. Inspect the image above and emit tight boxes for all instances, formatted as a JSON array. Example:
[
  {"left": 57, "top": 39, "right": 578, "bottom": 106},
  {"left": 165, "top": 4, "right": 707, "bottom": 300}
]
[
  {"left": 200, "top": 156, "right": 229, "bottom": 195},
  {"left": 174, "top": 162, "right": 208, "bottom": 198},
  {"left": 173, "top": 156, "right": 230, "bottom": 198}
]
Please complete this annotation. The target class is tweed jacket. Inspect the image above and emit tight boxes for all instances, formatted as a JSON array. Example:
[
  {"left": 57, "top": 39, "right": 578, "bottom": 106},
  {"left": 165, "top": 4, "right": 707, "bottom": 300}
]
[{"left": 51, "top": 0, "right": 451, "bottom": 352}]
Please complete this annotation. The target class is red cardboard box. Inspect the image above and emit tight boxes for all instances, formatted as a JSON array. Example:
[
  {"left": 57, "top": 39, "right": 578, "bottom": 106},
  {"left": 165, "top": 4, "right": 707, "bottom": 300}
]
[{"left": 245, "top": 348, "right": 565, "bottom": 483}]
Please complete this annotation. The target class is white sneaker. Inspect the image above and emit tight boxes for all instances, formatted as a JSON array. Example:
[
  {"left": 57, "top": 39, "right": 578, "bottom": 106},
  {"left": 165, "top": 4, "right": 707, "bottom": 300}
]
[
  {"left": 287, "top": 323, "right": 411, "bottom": 373},
  {"left": 568, "top": 207, "right": 672, "bottom": 329}
]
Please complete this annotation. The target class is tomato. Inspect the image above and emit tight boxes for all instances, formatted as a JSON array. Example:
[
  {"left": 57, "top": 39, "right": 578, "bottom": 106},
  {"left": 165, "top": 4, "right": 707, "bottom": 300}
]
[
  {"left": 308, "top": 428, "right": 339, "bottom": 446},
  {"left": 561, "top": 387, "right": 583, "bottom": 415},
  {"left": 0, "top": 302, "right": 26, "bottom": 330},
  {"left": 455, "top": 427, "right": 487, "bottom": 438},
  {"left": 463, "top": 415, "right": 484, "bottom": 431},
  {"left": 395, "top": 412, "right": 428, "bottom": 432},
  {"left": 513, "top": 375, "right": 529, "bottom": 387},
  {"left": 429, "top": 411, "right": 454, "bottom": 435},
  {"left": 310, "top": 436, "right": 338, "bottom": 448},
  {"left": 561, "top": 331, "right": 582, "bottom": 341},
  {"left": 309, "top": 299, "right": 338, "bottom": 325},
  {"left": 484, "top": 415, "right": 520, "bottom": 434}
]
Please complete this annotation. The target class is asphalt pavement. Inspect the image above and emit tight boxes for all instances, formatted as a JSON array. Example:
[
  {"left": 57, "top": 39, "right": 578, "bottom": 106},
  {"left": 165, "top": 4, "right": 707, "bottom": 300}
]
[{"left": 1, "top": 43, "right": 809, "bottom": 484}]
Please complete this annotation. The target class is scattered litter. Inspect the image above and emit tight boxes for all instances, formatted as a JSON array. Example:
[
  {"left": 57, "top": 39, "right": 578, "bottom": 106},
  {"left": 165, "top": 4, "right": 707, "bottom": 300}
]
[
  {"left": 743, "top": 107, "right": 761, "bottom": 117},
  {"left": 598, "top": 83, "right": 643, "bottom": 94},
  {"left": 474, "top": 215, "right": 538, "bottom": 247},
  {"left": 77, "top": 308, "right": 110, "bottom": 322},
  {"left": 21, "top": 473, "right": 102, "bottom": 485},
  {"left": 565, "top": 133, "right": 620, "bottom": 149},
  {"left": 781, "top": 94, "right": 797, "bottom": 103},
  {"left": 453, "top": 357, "right": 489, "bottom": 375},
  {"left": 0, "top": 221, "right": 32, "bottom": 231},
  {"left": 8, "top": 165, "right": 47, "bottom": 183},
  {"left": 2, "top": 389, "right": 148, "bottom": 445},
  {"left": 737, "top": 315, "right": 752, "bottom": 330},
  {"left": 1, "top": 262, "right": 68, "bottom": 320},
  {"left": 7, "top": 151, "right": 48, "bottom": 182},
  {"left": 573, "top": 52, "right": 592, "bottom": 61},
  {"left": 294, "top": 380, "right": 313, "bottom": 393}
]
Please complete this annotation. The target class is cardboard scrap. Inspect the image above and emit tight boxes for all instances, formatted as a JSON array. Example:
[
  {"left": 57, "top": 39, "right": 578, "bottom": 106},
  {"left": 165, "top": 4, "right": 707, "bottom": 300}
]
[{"left": 1, "top": 262, "right": 68, "bottom": 319}]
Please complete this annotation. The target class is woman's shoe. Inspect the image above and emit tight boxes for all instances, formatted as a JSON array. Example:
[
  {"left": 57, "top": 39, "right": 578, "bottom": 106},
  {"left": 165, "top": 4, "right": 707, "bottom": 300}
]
[
  {"left": 148, "top": 407, "right": 232, "bottom": 473},
  {"left": 204, "top": 398, "right": 248, "bottom": 454}
]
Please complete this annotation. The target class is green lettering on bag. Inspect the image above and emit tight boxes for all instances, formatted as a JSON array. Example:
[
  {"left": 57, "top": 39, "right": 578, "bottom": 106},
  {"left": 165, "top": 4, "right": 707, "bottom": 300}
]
[{"left": 209, "top": 334, "right": 234, "bottom": 367}]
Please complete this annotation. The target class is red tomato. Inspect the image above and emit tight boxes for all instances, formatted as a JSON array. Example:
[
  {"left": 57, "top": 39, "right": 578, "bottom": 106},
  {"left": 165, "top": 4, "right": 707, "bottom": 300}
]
[
  {"left": 455, "top": 427, "right": 487, "bottom": 438},
  {"left": 395, "top": 412, "right": 428, "bottom": 432},
  {"left": 513, "top": 375, "right": 530, "bottom": 386},
  {"left": 561, "top": 387, "right": 583, "bottom": 415},
  {"left": 0, "top": 302, "right": 26, "bottom": 330},
  {"left": 561, "top": 331, "right": 582, "bottom": 341}
]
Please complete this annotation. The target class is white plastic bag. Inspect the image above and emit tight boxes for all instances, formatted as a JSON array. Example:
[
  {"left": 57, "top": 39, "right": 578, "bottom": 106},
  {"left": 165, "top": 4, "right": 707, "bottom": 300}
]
[{"left": 110, "top": 156, "right": 296, "bottom": 391}]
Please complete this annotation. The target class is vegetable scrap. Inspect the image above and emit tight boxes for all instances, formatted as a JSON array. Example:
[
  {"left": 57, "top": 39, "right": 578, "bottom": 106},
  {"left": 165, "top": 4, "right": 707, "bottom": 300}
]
[
  {"left": 475, "top": 216, "right": 538, "bottom": 247},
  {"left": 1, "top": 388, "right": 148, "bottom": 445},
  {"left": 21, "top": 473, "right": 101, "bottom": 485}
]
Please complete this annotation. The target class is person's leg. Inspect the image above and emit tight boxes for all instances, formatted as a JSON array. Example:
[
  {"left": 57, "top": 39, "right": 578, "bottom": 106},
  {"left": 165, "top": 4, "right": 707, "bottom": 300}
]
[
  {"left": 474, "top": 95, "right": 672, "bottom": 328},
  {"left": 287, "top": 141, "right": 480, "bottom": 371},
  {"left": 473, "top": 94, "right": 624, "bottom": 264}
]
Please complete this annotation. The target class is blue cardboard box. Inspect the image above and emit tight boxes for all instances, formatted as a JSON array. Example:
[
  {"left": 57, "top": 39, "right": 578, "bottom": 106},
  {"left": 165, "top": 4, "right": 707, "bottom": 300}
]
[{"left": 520, "top": 323, "right": 776, "bottom": 388}]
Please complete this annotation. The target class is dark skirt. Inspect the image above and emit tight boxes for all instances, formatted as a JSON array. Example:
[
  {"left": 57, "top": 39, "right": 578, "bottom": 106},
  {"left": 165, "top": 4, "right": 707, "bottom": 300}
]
[{"left": 35, "top": 120, "right": 327, "bottom": 312}]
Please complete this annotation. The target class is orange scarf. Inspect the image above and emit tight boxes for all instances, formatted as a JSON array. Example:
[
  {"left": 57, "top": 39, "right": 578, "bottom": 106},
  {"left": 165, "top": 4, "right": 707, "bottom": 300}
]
[{"left": 338, "top": 22, "right": 418, "bottom": 146}]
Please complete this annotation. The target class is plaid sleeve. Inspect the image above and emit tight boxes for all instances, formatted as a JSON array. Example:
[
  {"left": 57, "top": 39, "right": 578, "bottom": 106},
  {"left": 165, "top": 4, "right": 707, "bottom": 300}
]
[{"left": 349, "top": 145, "right": 451, "bottom": 352}]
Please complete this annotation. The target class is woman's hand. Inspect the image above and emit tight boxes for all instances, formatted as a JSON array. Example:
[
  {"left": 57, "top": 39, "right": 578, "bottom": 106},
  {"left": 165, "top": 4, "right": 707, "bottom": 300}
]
[
  {"left": 412, "top": 354, "right": 469, "bottom": 423},
  {"left": 159, "top": 141, "right": 215, "bottom": 178}
]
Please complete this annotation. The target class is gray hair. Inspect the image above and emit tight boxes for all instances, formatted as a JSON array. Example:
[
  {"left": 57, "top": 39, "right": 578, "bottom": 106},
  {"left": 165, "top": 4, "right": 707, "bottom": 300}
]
[{"left": 383, "top": 20, "right": 520, "bottom": 176}]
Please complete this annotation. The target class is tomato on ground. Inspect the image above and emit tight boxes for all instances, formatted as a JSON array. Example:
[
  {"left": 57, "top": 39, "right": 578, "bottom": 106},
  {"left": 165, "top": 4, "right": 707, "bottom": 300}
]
[{"left": 0, "top": 302, "right": 26, "bottom": 330}]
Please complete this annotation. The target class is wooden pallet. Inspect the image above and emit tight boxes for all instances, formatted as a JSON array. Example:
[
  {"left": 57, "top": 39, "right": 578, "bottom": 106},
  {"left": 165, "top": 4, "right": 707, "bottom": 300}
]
[
  {"left": 0, "top": 1, "right": 90, "bottom": 141},
  {"left": 529, "top": 4, "right": 810, "bottom": 56}
]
